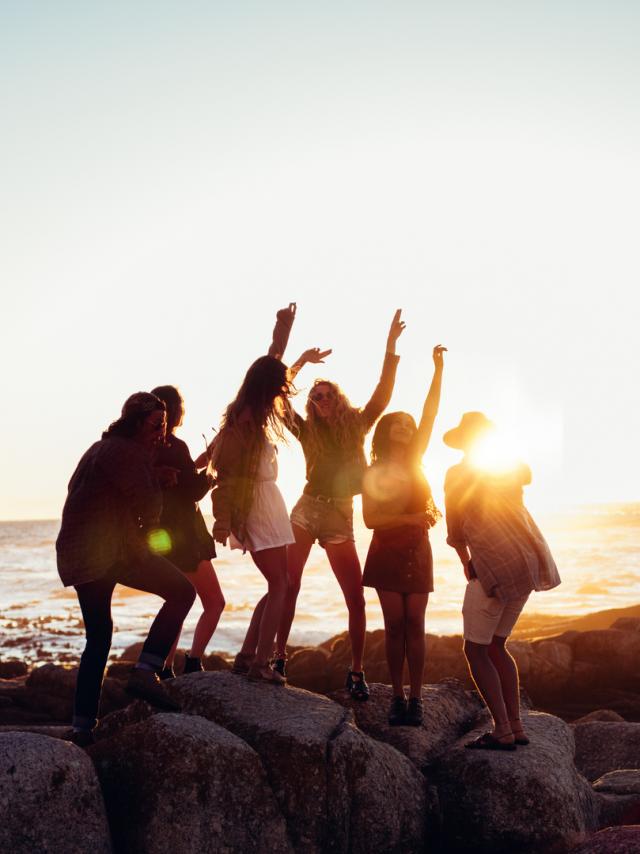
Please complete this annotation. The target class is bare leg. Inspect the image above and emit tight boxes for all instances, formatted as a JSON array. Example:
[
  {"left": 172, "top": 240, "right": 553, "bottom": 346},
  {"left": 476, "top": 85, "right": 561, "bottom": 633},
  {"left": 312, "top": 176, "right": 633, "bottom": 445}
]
[
  {"left": 404, "top": 593, "right": 429, "bottom": 699},
  {"left": 325, "top": 541, "right": 366, "bottom": 672},
  {"left": 377, "top": 590, "right": 406, "bottom": 696},
  {"left": 164, "top": 560, "right": 226, "bottom": 665},
  {"left": 189, "top": 560, "right": 226, "bottom": 658},
  {"left": 243, "top": 547, "right": 288, "bottom": 667},
  {"left": 488, "top": 635, "right": 526, "bottom": 739},
  {"left": 275, "top": 524, "right": 314, "bottom": 656},
  {"left": 463, "top": 639, "right": 514, "bottom": 743}
]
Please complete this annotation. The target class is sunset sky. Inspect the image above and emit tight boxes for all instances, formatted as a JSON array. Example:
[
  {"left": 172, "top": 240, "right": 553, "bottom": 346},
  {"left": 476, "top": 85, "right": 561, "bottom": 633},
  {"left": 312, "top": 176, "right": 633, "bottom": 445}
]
[{"left": 2, "top": 1, "right": 638, "bottom": 520}]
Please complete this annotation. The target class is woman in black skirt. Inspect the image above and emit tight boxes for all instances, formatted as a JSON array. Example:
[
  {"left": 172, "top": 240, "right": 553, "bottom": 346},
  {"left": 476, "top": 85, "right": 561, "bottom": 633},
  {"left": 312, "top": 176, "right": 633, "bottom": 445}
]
[
  {"left": 151, "top": 385, "right": 225, "bottom": 676},
  {"left": 362, "top": 345, "right": 446, "bottom": 726}
]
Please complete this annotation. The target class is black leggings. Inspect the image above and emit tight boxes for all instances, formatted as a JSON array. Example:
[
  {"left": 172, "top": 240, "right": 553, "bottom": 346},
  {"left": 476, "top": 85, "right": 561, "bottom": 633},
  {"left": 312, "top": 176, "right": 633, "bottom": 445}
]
[{"left": 73, "top": 553, "right": 196, "bottom": 729}]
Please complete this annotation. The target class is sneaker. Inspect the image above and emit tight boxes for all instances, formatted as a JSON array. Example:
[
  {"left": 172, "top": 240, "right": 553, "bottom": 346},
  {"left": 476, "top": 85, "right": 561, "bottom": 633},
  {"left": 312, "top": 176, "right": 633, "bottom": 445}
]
[
  {"left": 346, "top": 670, "right": 370, "bottom": 702},
  {"left": 184, "top": 654, "right": 204, "bottom": 674},
  {"left": 406, "top": 697, "right": 424, "bottom": 727},
  {"left": 69, "top": 729, "right": 95, "bottom": 748},
  {"left": 272, "top": 657, "right": 287, "bottom": 678},
  {"left": 126, "top": 668, "right": 181, "bottom": 711},
  {"left": 158, "top": 666, "right": 176, "bottom": 681},
  {"left": 388, "top": 696, "right": 408, "bottom": 726}
]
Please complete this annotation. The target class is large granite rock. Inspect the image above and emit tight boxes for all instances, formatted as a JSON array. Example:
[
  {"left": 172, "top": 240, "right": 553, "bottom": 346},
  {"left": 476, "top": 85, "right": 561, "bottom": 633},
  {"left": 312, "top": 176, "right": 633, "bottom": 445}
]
[
  {"left": 0, "top": 732, "right": 111, "bottom": 853},
  {"left": 91, "top": 713, "right": 290, "bottom": 854},
  {"left": 330, "top": 679, "right": 483, "bottom": 770},
  {"left": 572, "top": 631, "right": 640, "bottom": 686},
  {"left": 573, "top": 722, "right": 640, "bottom": 781},
  {"left": 593, "top": 770, "right": 640, "bottom": 828},
  {"left": 570, "top": 825, "right": 640, "bottom": 853},
  {"left": 168, "top": 671, "right": 427, "bottom": 853},
  {"left": 433, "top": 711, "right": 599, "bottom": 853}
]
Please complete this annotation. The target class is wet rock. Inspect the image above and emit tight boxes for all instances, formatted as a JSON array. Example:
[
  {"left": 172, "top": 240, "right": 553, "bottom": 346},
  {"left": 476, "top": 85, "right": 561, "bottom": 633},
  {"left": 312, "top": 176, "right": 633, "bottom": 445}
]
[
  {"left": 330, "top": 679, "right": 483, "bottom": 771},
  {"left": 168, "top": 671, "right": 427, "bottom": 853},
  {"left": 574, "top": 722, "right": 640, "bottom": 782},
  {"left": 91, "top": 713, "right": 290, "bottom": 854},
  {"left": 569, "top": 825, "right": 640, "bottom": 853},
  {"left": 0, "top": 732, "right": 111, "bottom": 853},
  {"left": 434, "top": 711, "right": 599, "bottom": 853}
]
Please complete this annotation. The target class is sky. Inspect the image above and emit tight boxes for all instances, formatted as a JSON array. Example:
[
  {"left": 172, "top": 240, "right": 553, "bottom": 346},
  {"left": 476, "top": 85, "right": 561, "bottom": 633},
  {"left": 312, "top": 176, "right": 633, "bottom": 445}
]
[{"left": 1, "top": 1, "right": 639, "bottom": 520}]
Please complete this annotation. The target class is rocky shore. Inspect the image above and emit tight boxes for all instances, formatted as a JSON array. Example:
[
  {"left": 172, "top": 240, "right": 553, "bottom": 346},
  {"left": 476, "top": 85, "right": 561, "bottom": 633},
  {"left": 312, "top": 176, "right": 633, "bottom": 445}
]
[{"left": 1, "top": 605, "right": 640, "bottom": 852}]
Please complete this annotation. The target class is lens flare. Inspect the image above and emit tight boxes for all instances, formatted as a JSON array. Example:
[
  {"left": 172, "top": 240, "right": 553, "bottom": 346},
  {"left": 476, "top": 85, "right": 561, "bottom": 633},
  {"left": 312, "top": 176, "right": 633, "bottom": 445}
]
[
  {"left": 467, "top": 429, "right": 523, "bottom": 475},
  {"left": 147, "top": 528, "right": 172, "bottom": 555}
]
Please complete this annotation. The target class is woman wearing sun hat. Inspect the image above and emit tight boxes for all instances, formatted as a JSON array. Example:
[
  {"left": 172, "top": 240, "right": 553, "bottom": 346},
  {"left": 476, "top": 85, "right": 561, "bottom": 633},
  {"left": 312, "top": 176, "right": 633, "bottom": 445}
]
[{"left": 443, "top": 412, "right": 560, "bottom": 750}]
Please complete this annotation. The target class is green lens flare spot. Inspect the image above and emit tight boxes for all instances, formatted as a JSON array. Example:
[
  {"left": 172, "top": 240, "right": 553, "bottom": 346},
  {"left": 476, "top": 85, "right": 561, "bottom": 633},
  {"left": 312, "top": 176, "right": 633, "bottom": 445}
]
[{"left": 147, "top": 528, "right": 172, "bottom": 555}]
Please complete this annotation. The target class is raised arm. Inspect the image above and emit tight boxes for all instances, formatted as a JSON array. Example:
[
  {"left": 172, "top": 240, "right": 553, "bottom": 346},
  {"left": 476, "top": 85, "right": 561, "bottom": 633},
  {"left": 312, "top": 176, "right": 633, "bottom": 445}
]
[
  {"left": 288, "top": 347, "right": 332, "bottom": 383},
  {"left": 267, "top": 302, "right": 297, "bottom": 360},
  {"left": 360, "top": 309, "right": 405, "bottom": 429},
  {"left": 414, "top": 345, "right": 447, "bottom": 456}
]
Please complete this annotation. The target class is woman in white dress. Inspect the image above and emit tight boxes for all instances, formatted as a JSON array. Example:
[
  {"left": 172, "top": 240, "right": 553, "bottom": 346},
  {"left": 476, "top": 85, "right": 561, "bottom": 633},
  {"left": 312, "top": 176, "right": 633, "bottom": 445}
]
[{"left": 208, "top": 304, "right": 324, "bottom": 683}]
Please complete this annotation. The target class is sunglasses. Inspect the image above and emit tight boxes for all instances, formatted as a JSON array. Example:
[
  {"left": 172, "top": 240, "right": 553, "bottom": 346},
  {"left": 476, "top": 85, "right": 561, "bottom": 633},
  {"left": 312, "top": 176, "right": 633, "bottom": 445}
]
[{"left": 310, "top": 391, "right": 335, "bottom": 403}]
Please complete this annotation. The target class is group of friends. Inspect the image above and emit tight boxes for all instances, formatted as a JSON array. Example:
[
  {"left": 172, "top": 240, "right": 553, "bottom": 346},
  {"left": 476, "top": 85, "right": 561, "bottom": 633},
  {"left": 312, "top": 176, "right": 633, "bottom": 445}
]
[{"left": 56, "top": 304, "right": 560, "bottom": 750}]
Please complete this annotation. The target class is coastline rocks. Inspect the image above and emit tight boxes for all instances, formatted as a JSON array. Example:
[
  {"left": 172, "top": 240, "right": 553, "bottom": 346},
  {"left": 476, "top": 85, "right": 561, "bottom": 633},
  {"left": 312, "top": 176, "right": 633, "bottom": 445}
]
[
  {"left": 0, "top": 732, "right": 111, "bottom": 853},
  {"left": 168, "top": 671, "right": 427, "bottom": 853},
  {"left": 570, "top": 825, "right": 640, "bottom": 853},
  {"left": 573, "top": 722, "right": 640, "bottom": 782},
  {"left": 572, "top": 631, "right": 640, "bottom": 687},
  {"left": 433, "top": 711, "right": 600, "bottom": 853},
  {"left": 330, "top": 679, "right": 483, "bottom": 770},
  {"left": 91, "top": 713, "right": 290, "bottom": 854},
  {"left": 26, "top": 663, "right": 129, "bottom": 721},
  {"left": 593, "top": 771, "right": 640, "bottom": 828}
]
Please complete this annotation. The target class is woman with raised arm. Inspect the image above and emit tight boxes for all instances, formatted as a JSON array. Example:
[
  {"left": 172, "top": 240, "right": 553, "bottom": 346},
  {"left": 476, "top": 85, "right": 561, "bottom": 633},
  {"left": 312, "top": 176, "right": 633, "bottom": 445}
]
[
  {"left": 56, "top": 392, "right": 196, "bottom": 746},
  {"left": 150, "top": 385, "right": 224, "bottom": 678},
  {"left": 273, "top": 310, "right": 406, "bottom": 700},
  {"left": 361, "top": 345, "right": 446, "bottom": 725},
  {"left": 209, "top": 305, "right": 298, "bottom": 684}
]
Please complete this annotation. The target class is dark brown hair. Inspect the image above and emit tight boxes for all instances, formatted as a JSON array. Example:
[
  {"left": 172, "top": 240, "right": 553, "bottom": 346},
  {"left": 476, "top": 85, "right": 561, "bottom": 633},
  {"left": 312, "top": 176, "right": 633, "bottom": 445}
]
[
  {"left": 151, "top": 385, "right": 184, "bottom": 433},
  {"left": 221, "top": 356, "right": 292, "bottom": 443}
]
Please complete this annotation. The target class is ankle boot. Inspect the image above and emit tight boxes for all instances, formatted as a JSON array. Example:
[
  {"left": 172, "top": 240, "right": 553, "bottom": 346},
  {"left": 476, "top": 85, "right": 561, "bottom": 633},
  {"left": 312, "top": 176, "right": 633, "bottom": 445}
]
[{"left": 184, "top": 654, "right": 204, "bottom": 674}]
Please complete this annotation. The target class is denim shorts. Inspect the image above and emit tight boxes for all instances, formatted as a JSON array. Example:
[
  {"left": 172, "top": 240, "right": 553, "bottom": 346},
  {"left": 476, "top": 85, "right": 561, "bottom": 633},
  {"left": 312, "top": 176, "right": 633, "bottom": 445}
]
[{"left": 290, "top": 493, "right": 355, "bottom": 547}]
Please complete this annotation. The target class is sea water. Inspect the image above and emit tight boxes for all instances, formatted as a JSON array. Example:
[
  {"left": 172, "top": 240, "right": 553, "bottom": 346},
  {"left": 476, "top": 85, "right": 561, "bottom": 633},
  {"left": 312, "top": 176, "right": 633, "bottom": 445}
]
[{"left": 1, "top": 503, "right": 639, "bottom": 664}]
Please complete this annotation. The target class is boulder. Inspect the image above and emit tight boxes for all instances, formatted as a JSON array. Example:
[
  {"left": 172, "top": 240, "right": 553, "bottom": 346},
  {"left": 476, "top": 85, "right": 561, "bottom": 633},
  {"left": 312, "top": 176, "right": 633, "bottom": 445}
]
[
  {"left": 286, "top": 647, "right": 331, "bottom": 694},
  {"left": 569, "top": 825, "right": 640, "bottom": 853},
  {"left": 611, "top": 618, "right": 640, "bottom": 632},
  {"left": 535, "top": 640, "right": 573, "bottom": 670},
  {"left": 433, "top": 711, "right": 600, "bottom": 853},
  {"left": 330, "top": 679, "right": 483, "bottom": 770},
  {"left": 168, "top": 671, "right": 427, "bottom": 852},
  {"left": 26, "top": 663, "right": 130, "bottom": 720},
  {"left": 0, "top": 732, "right": 111, "bottom": 853},
  {"left": 572, "top": 631, "right": 640, "bottom": 686},
  {"left": 574, "top": 722, "right": 640, "bottom": 782},
  {"left": 593, "top": 770, "right": 640, "bottom": 828},
  {"left": 91, "top": 713, "right": 290, "bottom": 853},
  {"left": 573, "top": 710, "right": 626, "bottom": 724},
  {"left": 0, "top": 660, "right": 28, "bottom": 679}
]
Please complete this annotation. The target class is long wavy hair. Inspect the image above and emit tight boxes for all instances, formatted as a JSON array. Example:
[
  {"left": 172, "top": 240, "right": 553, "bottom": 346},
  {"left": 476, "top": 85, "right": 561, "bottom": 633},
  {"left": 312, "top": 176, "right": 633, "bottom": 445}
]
[
  {"left": 302, "top": 379, "right": 365, "bottom": 462},
  {"left": 219, "top": 356, "right": 293, "bottom": 447},
  {"left": 370, "top": 411, "right": 440, "bottom": 523}
]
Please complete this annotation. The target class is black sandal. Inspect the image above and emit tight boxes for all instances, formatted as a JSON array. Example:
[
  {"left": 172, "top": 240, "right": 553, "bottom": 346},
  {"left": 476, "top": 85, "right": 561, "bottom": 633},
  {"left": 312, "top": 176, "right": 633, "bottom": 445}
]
[{"left": 465, "top": 731, "right": 517, "bottom": 751}]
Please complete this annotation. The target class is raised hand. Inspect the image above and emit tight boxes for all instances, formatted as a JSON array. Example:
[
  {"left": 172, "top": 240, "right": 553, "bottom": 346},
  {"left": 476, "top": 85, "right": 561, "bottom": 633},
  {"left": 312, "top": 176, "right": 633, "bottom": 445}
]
[
  {"left": 386, "top": 308, "right": 406, "bottom": 354},
  {"left": 432, "top": 344, "right": 447, "bottom": 370},
  {"left": 299, "top": 347, "right": 332, "bottom": 364},
  {"left": 276, "top": 302, "right": 297, "bottom": 325}
]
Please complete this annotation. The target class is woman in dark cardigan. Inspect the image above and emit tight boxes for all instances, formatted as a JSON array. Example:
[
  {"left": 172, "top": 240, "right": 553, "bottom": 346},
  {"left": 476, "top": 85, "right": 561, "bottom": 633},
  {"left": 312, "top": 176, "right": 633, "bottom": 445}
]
[
  {"left": 151, "top": 385, "right": 224, "bottom": 678},
  {"left": 56, "top": 392, "right": 196, "bottom": 745}
]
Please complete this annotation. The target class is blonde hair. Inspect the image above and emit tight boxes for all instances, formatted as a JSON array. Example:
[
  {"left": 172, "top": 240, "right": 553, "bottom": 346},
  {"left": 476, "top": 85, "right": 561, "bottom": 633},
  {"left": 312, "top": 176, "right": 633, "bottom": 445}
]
[{"left": 302, "top": 379, "right": 365, "bottom": 462}]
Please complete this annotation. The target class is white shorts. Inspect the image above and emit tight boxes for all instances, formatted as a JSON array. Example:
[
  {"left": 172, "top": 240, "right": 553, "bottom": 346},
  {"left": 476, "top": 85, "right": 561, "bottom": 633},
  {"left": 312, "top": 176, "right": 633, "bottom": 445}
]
[{"left": 462, "top": 579, "right": 529, "bottom": 645}]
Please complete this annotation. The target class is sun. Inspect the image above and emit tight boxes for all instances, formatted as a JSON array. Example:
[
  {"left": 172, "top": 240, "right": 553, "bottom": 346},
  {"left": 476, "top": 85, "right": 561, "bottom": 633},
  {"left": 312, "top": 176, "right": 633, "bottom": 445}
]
[{"left": 467, "top": 428, "right": 526, "bottom": 476}]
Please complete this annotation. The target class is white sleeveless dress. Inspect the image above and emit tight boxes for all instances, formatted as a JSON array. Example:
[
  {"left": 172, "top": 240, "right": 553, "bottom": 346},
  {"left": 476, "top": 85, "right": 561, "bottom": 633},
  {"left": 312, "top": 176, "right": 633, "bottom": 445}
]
[{"left": 230, "top": 441, "right": 295, "bottom": 553}]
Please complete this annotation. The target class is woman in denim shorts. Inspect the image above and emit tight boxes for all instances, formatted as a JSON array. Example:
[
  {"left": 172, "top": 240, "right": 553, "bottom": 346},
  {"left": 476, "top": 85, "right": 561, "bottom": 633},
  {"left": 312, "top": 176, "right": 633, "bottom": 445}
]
[{"left": 273, "top": 310, "right": 406, "bottom": 700}]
